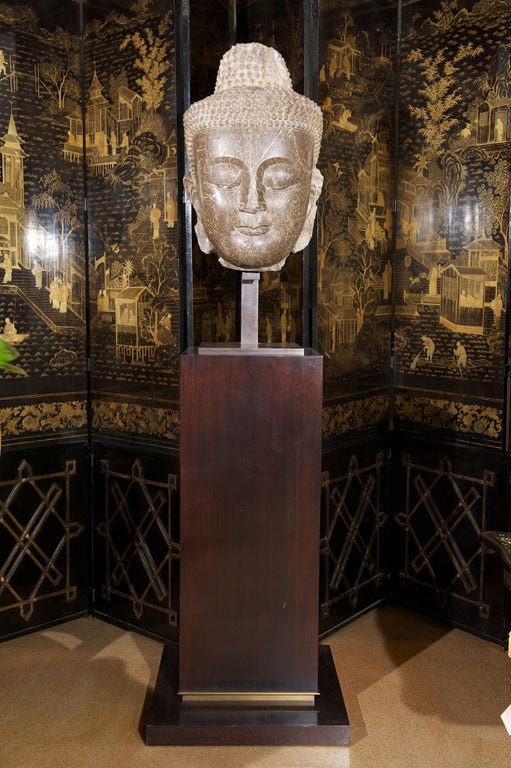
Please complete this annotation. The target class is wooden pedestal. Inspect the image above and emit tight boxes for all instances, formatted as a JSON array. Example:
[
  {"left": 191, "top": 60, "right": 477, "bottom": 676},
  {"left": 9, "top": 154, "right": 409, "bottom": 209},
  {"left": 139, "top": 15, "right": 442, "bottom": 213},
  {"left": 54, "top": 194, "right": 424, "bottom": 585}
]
[
  {"left": 146, "top": 643, "right": 350, "bottom": 746},
  {"left": 145, "top": 347, "right": 349, "bottom": 745}
]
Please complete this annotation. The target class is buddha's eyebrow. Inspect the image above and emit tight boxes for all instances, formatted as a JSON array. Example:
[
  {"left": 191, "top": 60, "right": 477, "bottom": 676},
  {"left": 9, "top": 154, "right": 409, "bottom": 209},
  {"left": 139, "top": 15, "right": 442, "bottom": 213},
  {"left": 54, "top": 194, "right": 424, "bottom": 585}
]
[
  {"left": 209, "top": 157, "right": 247, "bottom": 169},
  {"left": 256, "top": 156, "right": 294, "bottom": 175}
]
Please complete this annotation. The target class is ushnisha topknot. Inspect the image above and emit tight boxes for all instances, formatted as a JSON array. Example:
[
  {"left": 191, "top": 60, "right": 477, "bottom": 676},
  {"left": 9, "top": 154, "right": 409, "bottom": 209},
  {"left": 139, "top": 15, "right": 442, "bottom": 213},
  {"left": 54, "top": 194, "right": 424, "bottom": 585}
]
[
  {"left": 183, "top": 43, "right": 324, "bottom": 171},
  {"left": 214, "top": 42, "right": 293, "bottom": 91}
]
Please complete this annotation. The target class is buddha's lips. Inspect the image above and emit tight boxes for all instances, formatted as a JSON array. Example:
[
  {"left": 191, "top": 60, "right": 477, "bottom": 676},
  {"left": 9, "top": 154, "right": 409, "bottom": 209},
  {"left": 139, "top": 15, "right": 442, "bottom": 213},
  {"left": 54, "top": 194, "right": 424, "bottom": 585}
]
[{"left": 236, "top": 225, "right": 270, "bottom": 235}]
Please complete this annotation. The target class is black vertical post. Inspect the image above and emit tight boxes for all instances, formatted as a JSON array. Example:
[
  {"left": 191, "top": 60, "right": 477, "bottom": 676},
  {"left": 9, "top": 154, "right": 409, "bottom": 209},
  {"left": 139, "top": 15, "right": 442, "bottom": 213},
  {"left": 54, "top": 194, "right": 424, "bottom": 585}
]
[
  {"left": 179, "top": 0, "right": 193, "bottom": 350},
  {"left": 304, "top": 0, "right": 320, "bottom": 350}
]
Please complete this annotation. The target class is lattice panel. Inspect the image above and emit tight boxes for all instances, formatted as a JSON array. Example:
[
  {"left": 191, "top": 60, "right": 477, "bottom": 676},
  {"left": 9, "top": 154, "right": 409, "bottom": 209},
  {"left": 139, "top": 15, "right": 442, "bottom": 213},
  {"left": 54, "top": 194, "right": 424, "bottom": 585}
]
[
  {"left": 97, "top": 459, "right": 179, "bottom": 626},
  {"left": 320, "top": 453, "right": 387, "bottom": 618},
  {"left": 0, "top": 459, "right": 84, "bottom": 622},
  {"left": 396, "top": 454, "right": 494, "bottom": 618}
]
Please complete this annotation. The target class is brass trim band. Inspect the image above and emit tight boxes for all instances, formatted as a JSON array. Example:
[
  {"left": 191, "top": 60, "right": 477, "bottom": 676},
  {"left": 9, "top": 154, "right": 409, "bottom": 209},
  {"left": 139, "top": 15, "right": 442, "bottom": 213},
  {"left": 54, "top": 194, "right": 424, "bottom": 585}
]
[{"left": 180, "top": 691, "right": 317, "bottom": 705}]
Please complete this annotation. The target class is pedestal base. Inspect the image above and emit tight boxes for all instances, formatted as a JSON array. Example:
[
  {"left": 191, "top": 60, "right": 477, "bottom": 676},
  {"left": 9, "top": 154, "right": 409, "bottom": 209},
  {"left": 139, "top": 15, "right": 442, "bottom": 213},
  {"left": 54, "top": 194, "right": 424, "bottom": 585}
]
[{"left": 145, "top": 644, "right": 350, "bottom": 747}]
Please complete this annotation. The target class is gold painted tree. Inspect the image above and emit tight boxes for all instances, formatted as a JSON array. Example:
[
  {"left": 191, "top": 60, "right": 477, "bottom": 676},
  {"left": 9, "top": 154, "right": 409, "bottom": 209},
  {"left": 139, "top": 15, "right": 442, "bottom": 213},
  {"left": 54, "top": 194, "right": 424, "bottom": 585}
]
[
  {"left": 140, "top": 242, "right": 178, "bottom": 347},
  {"left": 125, "top": 208, "right": 178, "bottom": 347},
  {"left": 405, "top": 42, "right": 482, "bottom": 173},
  {"left": 477, "top": 157, "right": 510, "bottom": 255},
  {"left": 349, "top": 242, "right": 380, "bottom": 332},
  {"left": 38, "top": 29, "right": 80, "bottom": 110},
  {"left": 0, "top": 3, "right": 37, "bottom": 27},
  {"left": 431, "top": 0, "right": 461, "bottom": 30},
  {"left": 131, "top": 0, "right": 152, "bottom": 13},
  {"left": 336, "top": 8, "right": 355, "bottom": 42},
  {"left": 33, "top": 169, "right": 81, "bottom": 262},
  {"left": 120, "top": 13, "right": 173, "bottom": 137},
  {"left": 317, "top": 166, "right": 351, "bottom": 291}
]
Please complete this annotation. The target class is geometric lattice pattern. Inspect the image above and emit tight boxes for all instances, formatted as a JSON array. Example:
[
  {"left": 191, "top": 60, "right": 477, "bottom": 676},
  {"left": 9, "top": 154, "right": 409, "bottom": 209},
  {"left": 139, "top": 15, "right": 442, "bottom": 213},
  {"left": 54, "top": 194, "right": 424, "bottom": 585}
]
[
  {"left": 320, "top": 453, "right": 387, "bottom": 618},
  {"left": 396, "top": 454, "right": 494, "bottom": 619},
  {"left": 0, "top": 459, "right": 83, "bottom": 622},
  {"left": 97, "top": 459, "right": 180, "bottom": 626}
]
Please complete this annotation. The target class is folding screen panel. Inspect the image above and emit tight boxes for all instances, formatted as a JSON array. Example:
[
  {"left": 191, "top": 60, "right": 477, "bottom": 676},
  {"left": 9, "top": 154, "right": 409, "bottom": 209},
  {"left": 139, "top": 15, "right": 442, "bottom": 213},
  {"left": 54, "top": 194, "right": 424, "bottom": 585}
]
[
  {"left": 316, "top": 0, "right": 397, "bottom": 632},
  {"left": 0, "top": 1, "right": 88, "bottom": 641},
  {"left": 83, "top": 0, "right": 182, "bottom": 641},
  {"left": 391, "top": 0, "right": 511, "bottom": 642},
  {"left": 394, "top": 1, "right": 509, "bottom": 441}
]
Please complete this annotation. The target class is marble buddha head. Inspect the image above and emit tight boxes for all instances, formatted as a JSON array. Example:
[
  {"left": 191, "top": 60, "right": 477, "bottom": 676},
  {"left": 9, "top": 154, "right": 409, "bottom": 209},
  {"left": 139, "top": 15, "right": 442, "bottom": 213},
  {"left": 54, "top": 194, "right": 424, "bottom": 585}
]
[{"left": 183, "top": 43, "right": 324, "bottom": 272}]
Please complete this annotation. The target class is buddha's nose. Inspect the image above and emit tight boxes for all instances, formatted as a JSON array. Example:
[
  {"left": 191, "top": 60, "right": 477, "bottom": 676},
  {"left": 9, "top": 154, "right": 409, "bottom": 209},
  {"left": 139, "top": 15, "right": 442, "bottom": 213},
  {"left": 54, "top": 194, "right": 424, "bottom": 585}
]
[{"left": 239, "top": 174, "right": 266, "bottom": 213}]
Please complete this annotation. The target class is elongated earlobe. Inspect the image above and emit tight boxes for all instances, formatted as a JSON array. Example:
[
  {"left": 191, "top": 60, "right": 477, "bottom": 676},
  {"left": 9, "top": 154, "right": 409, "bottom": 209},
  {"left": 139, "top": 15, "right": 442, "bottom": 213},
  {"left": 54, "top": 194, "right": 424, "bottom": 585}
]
[
  {"left": 184, "top": 171, "right": 215, "bottom": 254},
  {"left": 195, "top": 217, "right": 214, "bottom": 254},
  {"left": 292, "top": 168, "right": 323, "bottom": 252}
]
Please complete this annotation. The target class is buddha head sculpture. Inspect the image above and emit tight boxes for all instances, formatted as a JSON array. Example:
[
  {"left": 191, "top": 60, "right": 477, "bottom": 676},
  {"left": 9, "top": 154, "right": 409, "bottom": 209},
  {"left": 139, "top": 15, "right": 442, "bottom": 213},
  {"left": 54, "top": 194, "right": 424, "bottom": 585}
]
[{"left": 183, "top": 43, "right": 324, "bottom": 272}]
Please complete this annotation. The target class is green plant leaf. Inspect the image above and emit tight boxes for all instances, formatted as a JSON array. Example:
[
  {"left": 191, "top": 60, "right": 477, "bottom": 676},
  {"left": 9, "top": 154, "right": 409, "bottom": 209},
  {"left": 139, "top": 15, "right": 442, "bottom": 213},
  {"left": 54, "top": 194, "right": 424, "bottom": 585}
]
[{"left": 0, "top": 338, "right": 27, "bottom": 376}]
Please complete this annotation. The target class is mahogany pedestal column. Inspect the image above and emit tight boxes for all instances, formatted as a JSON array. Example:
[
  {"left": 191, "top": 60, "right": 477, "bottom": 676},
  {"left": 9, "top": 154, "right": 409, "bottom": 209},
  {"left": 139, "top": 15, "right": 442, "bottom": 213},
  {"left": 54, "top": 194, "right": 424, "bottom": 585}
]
[{"left": 146, "top": 348, "right": 349, "bottom": 746}]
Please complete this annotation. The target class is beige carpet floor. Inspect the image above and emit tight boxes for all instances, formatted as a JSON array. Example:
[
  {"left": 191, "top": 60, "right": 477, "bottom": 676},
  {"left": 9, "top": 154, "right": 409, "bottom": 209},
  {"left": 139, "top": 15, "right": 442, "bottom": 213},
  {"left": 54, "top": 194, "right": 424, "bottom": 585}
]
[{"left": 1, "top": 603, "right": 511, "bottom": 768}]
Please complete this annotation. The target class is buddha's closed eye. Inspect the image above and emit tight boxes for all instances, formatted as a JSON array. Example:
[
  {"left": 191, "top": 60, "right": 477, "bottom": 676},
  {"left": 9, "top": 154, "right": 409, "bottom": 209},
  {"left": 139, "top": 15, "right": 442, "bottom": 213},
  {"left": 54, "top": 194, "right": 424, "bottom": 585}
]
[
  {"left": 261, "top": 160, "right": 302, "bottom": 190},
  {"left": 206, "top": 159, "right": 244, "bottom": 189}
]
